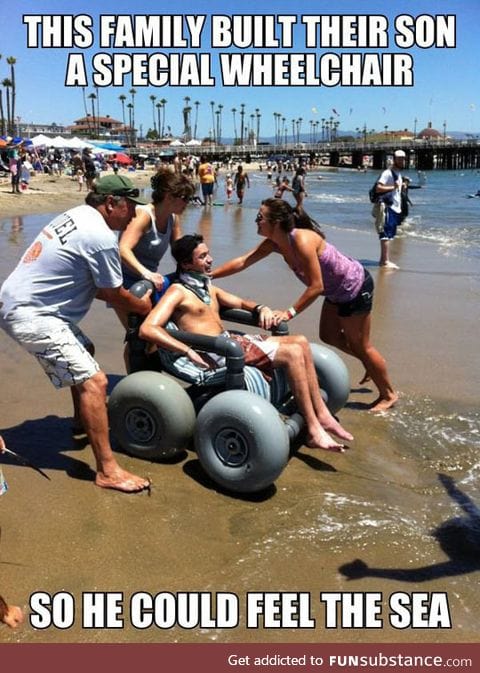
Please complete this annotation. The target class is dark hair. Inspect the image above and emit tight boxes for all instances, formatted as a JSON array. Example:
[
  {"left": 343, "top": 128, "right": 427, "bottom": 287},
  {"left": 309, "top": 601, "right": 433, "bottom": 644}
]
[
  {"left": 171, "top": 234, "right": 204, "bottom": 270},
  {"left": 261, "top": 198, "right": 325, "bottom": 238},
  {"left": 150, "top": 168, "right": 195, "bottom": 204},
  {"left": 85, "top": 192, "right": 124, "bottom": 208}
]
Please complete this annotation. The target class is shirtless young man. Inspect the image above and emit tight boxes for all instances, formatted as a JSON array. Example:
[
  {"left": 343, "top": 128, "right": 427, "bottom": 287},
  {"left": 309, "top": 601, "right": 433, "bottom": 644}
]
[{"left": 139, "top": 235, "right": 353, "bottom": 452}]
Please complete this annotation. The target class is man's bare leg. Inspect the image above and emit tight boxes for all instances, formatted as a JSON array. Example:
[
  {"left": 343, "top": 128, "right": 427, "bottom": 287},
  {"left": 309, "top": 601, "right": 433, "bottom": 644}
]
[
  {"left": 75, "top": 372, "right": 150, "bottom": 492},
  {"left": 295, "top": 336, "right": 353, "bottom": 442},
  {"left": 273, "top": 342, "right": 346, "bottom": 452},
  {"left": 270, "top": 336, "right": 353, "bottom": 443}
]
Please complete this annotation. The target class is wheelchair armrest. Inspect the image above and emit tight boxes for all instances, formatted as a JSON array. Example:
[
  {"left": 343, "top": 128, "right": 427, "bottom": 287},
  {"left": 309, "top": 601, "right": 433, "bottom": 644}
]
[
  {"left": 164, "top": 328, "right": 245, "bottom": 389},
  {"left": 220, "top": 308, "right": 289, "bottom": 336}
]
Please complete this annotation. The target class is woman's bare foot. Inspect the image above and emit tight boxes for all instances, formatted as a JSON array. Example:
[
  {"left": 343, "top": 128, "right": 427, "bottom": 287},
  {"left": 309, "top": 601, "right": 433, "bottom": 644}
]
[
  {"left": 95, "top": 467, "right": 151, "bottom": 493},
  {"left": 2, "top": 604, "right": 24, "bottom": 628},
  {"left": 369, "top": 393, "right": 399, "bottom": 412},
  {"left": 306, "top": 424, "right": 348, "bottom": 453}
]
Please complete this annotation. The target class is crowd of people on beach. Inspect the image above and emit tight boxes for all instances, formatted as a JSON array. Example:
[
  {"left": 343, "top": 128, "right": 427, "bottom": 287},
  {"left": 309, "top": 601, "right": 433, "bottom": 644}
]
[{"left": 0, "top": 147, "right": 415, "bottom": 627}]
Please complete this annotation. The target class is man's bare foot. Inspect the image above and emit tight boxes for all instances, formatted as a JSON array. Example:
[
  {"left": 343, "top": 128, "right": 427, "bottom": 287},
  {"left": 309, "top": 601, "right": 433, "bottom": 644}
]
[
  {"left": 0, "top": 435, "right": 6, "bottom": 452},
  {"left": 369, "top": 393, "right": 399, "bottom": 412},
  {"left": 318, "top": 414, "right": 354, "bottom": 442},
  {"left": 380, "top": 260, "right": 399, "bottom": 270},
  {"left": 2, "top": 604, "right": 24, "bottom": 628},
  {"left": 306, "top": 425, "right": 348, "bottom": 453},
  {"left": 95, "top": 467, "right": 151, "bottom": 493}
]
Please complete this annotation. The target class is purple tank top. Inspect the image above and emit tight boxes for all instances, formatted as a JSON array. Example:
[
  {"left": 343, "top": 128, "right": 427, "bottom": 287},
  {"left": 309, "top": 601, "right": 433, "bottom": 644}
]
[{"left": 288, "top": 231, "right": 365, "bottom": 303}]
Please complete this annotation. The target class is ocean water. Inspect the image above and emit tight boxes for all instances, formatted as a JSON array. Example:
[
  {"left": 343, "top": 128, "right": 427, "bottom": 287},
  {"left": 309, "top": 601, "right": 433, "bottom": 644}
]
[{"left": 249, "top": 166, "right": 480, "bottom": 261}]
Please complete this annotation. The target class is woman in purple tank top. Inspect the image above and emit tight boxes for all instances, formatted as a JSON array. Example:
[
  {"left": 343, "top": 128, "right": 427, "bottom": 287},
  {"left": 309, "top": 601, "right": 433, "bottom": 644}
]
[{"left": 213, "top": 198, "right": 397, "bottom": 412}]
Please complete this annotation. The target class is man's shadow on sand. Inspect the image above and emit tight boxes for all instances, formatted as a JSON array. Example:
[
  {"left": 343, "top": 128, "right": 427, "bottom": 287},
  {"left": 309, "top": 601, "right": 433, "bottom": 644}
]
[
  {"left": 339, "top": 474, "right": 480, "bottom": 582},
  {"left": 0, "top": 374, "right": 124, "bottom": 484}
]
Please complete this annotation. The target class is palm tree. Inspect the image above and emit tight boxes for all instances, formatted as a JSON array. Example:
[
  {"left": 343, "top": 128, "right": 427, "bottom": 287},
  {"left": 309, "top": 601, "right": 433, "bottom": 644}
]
[
  {"left": 7, "top": 57, "right": 16, "bottom": 135},
  {"left": 239, "top": 103, "right": 245, "bottom": 146},
  {"left": 149, "top": 94, "right": 157, "bottom": 133},
  {"left": 159, "top": 98, "right": 167, "bottom": 137},
  {"left": 129, "top": 88, "right": 137, "bottom": 145},
  {"left": 334, "top": 120, "right": 340, "bottom": 140},
  {"left": 156, "top": 102, "right": 162, "bottom": 140},
  {"left": 88, "top": 93, "right": 97, "bottom": 137},
  {"left": 255, "top": 108, "right": 261, "bottom": 145},
  {"left": 273, "top": 112, "right": 280, "bottom": 144},
  {"left": 183, "top": 96, "right": 191, "bottom": 140},
  {"left": 119, "top": 94, "right": 127, "bottom": 141},
  {"left": 217, "top": 104, "right": 223, "bottom": 144},
  {"left": 0, "top": 55, "right": 5, "bottom": 136},
  {"left": 2, "top": 78, "right": 13, "bottom": 135},
  {"left": 209, "top": 100, "right": 215, "bottom": 143},
  {"left": 193, "top": 100, "right": 200, "bottom": 140},
  {"left": 127, "top": 102, "right": 134, "bottom": 145},
  {"left": 231, "top": 107, "right": 237, "bottom": 144},
  {"left": 94, "top": 85, "right": 100, "bottom": 137},
  {"left": 82, "top": 87, "right": 91, "bottom": 132}
]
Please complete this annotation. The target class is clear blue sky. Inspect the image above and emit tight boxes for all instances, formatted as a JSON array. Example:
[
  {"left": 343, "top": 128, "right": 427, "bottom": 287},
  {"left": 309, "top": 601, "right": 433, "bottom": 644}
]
[{"left": 2, "top": 0, "right": 479, "bottom": 139}]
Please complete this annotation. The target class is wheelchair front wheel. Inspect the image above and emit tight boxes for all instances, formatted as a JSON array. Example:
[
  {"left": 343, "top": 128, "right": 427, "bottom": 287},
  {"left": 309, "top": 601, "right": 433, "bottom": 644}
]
[{"left": 194, "top": 390, "right": 289, "bottom": 493}]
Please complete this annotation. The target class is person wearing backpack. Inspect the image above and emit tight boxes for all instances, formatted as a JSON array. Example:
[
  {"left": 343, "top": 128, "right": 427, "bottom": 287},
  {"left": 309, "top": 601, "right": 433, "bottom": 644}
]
[{"left": 374, "top": 149, "right": 406, "bottom": 269}]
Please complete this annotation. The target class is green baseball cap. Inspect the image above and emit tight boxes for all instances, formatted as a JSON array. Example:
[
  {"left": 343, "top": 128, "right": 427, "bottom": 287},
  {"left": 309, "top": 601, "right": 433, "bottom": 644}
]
[{"left": 93, "top": 174, "right": 147, "bottom": 205}]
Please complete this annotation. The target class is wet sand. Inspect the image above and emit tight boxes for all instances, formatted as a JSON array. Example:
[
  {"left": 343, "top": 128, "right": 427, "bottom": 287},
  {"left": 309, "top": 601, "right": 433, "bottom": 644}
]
[{"left": 1, "top": 177, "right": 480, "bottom": 644}]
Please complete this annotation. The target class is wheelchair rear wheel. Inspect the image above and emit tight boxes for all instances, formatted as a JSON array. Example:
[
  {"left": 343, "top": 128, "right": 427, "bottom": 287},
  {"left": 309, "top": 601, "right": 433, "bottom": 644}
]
[{"left": 108, "top": 371, "right": 196, "bottom": 459}]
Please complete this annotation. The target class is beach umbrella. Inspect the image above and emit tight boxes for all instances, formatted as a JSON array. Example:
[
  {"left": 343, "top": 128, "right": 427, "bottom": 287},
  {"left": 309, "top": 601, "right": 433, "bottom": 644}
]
[
  {"left": 114, "top": 152, "right": 133, "bottom": 165},
  {"left": 48, "top": 135, "right": 69, "bottom": 148},
  {"left": 31, "top": 134, "right": 51, "bottom": 147}
]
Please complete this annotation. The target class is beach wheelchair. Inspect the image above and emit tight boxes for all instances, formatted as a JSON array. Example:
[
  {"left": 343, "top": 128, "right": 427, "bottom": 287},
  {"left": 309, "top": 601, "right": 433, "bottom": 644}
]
[{"left": 108, "top": 280, "right": 350, "bottom": 494}]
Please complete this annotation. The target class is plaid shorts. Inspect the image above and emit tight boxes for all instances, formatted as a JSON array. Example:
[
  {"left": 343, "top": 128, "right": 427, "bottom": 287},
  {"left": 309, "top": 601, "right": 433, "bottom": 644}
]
[{"left": 2, "top": 314, "right": 99, "bottom": 389}]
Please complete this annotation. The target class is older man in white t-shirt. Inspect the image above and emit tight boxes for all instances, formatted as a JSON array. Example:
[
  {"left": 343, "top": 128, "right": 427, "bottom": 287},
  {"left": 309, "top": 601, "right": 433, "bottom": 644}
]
[{"left": 0, "top": 175, "right": 152, "bottom": 493}]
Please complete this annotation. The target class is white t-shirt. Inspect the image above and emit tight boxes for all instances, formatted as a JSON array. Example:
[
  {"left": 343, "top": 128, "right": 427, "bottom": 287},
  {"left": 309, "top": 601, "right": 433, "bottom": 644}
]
[
  {"left": 378, "top": 167, "right": 402, "bottom": 213},
  {"left": 0, "top": 205, "right": 123, "bottom": 323}
]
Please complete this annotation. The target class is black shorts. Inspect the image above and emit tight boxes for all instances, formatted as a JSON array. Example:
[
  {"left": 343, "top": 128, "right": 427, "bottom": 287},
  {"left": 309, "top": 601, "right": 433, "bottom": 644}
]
[{"left": 326, "top": 269, "right": 374, "bottom": 317}]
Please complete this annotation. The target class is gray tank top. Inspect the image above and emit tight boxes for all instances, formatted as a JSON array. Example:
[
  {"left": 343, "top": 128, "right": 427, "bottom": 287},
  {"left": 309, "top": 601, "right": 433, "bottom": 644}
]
[{"left": 121, "top": 204, "right": 174, "bottom": 288}]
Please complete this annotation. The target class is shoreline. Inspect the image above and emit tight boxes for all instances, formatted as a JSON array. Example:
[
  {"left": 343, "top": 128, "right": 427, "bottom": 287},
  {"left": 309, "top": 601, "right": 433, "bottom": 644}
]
[{"left": 1, "top": 170, "right": 479, "bottom": 645}]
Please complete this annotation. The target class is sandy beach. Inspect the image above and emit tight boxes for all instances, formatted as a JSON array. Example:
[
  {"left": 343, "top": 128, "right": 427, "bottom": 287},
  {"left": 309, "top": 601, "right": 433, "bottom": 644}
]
[
  {"left": 0, "top": 169, "right": 155, "bottom": 219},
  {"left": 1, "top": 171, "right": 479, "bottom": 645}
]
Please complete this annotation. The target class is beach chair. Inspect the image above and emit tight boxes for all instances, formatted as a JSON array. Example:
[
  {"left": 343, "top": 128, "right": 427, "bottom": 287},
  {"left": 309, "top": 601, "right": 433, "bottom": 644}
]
[{"left": 108, "top": 280, "right": 350, "bottom": 494}]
